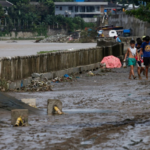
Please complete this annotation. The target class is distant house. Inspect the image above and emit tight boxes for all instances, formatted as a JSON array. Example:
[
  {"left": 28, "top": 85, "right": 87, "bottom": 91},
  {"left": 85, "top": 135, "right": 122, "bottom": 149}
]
[
  {"left": 0, "top": 0, "right": 13, "bottom": 8},
  {"left": 54, "top": 1, "right": 108, "bottom": 22},
  {"left": 104, "top": 2, "right": 122, "bottom": 12}
]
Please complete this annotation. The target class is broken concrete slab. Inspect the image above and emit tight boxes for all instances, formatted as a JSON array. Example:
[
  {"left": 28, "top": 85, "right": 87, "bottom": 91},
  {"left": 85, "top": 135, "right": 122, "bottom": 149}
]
[
  {"left": 21, "top": 99, "right": 36, "bottom": 107},
  {"left": 41, "top": 72, "right": 52, "bottom": 80},
  {"left": 72, "top": 67, "right": 79, "bottom": 74},
  {"left": 16, "top": 81, "right": 21, "bottom": 89},
  {"left": 47, "top": 99, "right": 62, "bottom": 115},
  {"left": 9, "top": 82, "right": 16, "bottom": 90},
  {"left": 11, "top": 109, "right": 28, "bottom": 126},
  {"left": 31, "top": 73, "right": 42, "bottom": 78},
  {"left": 23, "top": 79, "right": 28, "bottom": 87},
  {"left": 55, "top": 70, "right": 67, "bottom": 78}
]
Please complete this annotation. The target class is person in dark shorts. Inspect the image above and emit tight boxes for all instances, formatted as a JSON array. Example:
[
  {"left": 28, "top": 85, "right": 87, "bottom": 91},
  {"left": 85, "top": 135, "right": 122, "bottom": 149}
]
[
  {"left": 140, "top": 36, "right": 150, "bottom": 80},
  {"left": 136, "top": 38, "right": 145, "bottom": 79}
]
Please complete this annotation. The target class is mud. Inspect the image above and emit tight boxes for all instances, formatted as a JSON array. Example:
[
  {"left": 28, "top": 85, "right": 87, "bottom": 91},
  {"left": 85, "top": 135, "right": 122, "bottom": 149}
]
[{"left": 1, "top": 67, "right": 150, "bottom": 149}]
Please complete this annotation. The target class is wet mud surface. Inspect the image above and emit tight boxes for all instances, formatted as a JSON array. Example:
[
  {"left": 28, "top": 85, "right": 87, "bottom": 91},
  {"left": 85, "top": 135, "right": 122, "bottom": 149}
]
[{"left": 1, "top": 68, "right": 150, "bottom": 149}]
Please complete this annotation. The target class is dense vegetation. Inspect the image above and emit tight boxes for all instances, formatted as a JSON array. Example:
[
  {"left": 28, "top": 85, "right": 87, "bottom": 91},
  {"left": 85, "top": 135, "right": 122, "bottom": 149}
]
[
  {"left": 106, "top": 0, "right": 146, "bottom": 5},
  {"left": 126, "top": 1, "right": 150, "bottom": 22},
  {"left": 0, "top": 0, "right": 94, "bottom": 36}
]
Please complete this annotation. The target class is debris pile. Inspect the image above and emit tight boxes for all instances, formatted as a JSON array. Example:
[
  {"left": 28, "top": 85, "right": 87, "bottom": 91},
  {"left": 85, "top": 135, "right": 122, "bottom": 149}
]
[
  {"left": 87, "top": 71, "right": 95, "bottom": 76},
  {"left": 100, "top": 63, "right": 106, "bottom": 69},
  {"left": 21, "top": 73, "right": 52, "bottom": 92},
  {"left": 40, "top": 34, "right": 70, "bottom": 43},
  {"left": 86, "top": 69, "right": 112, "bottom": 77},
  {"left": 52, "top": 74, "right": 73, "bottom": 83},
  {"left": 1, "top": 73, "right": 79, "bottom": 92}
]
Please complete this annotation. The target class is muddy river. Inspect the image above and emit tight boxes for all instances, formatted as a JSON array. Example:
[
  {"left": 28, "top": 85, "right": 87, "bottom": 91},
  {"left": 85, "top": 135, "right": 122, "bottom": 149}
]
[
  {"left": 0, "top": 41, "right": 96, "bottom": 57},
  {"left": 0, "top": 68, "right": 150, "bottom": 150}
]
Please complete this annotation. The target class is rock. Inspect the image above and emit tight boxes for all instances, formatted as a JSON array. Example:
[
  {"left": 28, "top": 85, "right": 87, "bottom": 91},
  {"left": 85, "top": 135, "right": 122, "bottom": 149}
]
[
  {"left": 11, "top": 109, "right": 28, "bottom": 126},
  {"left": 1, "top": 88, "right": 5, "bottom": 92},
  {"left": 40, "top": 34, "right": 69, "bottom": 43},
  {"left": 31, "top": 73, "right": 42, "bottom": 78}
]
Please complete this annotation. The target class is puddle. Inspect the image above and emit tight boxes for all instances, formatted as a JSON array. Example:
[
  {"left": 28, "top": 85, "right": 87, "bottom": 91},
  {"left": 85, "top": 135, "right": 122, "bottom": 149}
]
[
  {"left": 63, "top": 109, "right": 116, "bottom": 114},
  {"left": 41, "top": 108, "right": 117, "bottom": 115},
  {"left": 81, "top": 140, "right": 93, "bottom": 145}
]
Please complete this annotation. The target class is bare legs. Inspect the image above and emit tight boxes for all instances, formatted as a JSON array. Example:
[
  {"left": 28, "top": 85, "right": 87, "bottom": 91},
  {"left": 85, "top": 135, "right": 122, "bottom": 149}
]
[
  {"left": 145, "top": 66, "right": 149, "bottom": 79},
  {"left": 137, "top": 67, "right": 141, "bottom": 79},
  {"left": 129, "top": 65, "right": 136, "bottom": 79},
  {"left": 138, "top": 67, "right": 145, "bottom": 79}
]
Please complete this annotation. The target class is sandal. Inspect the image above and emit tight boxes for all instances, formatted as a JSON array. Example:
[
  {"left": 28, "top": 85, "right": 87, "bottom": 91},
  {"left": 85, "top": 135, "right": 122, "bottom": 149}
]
[
  {"left": 138, "top": 75, "right": 142, "bottom": 80},
  {"left": 133, "top": 76, "right": 137, "bottom": 79}
]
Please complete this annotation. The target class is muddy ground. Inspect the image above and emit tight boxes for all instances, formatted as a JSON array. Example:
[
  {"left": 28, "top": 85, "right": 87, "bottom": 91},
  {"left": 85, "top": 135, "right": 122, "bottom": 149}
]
[{"left": 1, "top": 67, "right": 150, "bottom": 150}]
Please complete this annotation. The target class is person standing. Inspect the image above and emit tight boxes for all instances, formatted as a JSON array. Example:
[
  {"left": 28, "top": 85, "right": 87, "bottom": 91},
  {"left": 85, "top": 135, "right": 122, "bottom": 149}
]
[
  {"left": 124, "top": 40, "right": 137, "bottom": 79},
  {"left": 114, "top": 36, "right": 121, "bottom": 43},
  {"left": 140, "top": 36, "right": 150, "bottom": 80},
  {"left": 136, "top": 38, "right": 145, "bottom": 79}
]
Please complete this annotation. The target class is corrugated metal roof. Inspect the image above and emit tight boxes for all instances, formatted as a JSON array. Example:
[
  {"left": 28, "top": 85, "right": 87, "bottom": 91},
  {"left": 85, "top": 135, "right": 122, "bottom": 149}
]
[
  {"left": 0, "top": 0, "right": 13, "bottom": 7},
  {"left": 54, "top": 2, "right": 108, "bottom": 6},
  {"left": 85, "top": 0, "right": 106, "bottom": 2}
]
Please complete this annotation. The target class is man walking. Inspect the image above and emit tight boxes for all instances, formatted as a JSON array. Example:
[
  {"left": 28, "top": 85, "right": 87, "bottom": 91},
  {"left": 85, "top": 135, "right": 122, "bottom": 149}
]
[{"left": 140, "top": 36, "right": 150, "bottom": 80}]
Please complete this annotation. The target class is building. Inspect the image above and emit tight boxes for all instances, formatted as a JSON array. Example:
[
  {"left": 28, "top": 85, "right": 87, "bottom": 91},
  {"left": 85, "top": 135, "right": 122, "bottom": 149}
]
[
  {"left": 54, "top": 1, "right": 108, "bottom": 22},
  {"left": 104, "top": 2, "right": 122, "bottom": 12},
  {"left": 0, "top": 0, "right": 13, "bottom": 7}
]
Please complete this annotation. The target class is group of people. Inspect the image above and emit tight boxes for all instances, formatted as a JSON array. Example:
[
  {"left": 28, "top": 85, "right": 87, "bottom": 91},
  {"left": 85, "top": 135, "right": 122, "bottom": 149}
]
[{"left": 124, "top": 36, "right": 150, "bottom": 80}]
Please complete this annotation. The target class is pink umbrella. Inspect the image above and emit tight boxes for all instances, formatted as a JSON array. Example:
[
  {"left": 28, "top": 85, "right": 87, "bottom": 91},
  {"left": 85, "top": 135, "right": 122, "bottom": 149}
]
[{"left": 100, "top": 55, "right": 122, "bottom": 68}]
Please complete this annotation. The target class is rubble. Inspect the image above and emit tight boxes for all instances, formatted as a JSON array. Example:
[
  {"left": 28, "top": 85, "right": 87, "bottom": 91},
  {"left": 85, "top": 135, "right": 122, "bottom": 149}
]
[
  {"left": 51, "top": 75, "right": 73, "bottom": 83},
  {"left": 40, "top": 34, "right": 70, "bottom": 43},
  {"left": 0, "top": 72, "right": 79, "bottom": 92},
  {"left": 87, "top": 71, "right": 95, "bottom": 76},
  {"left": 20, "top": 77, "right": 53, "bottom": 92},
  {"left": 31, "top": 73, "right": 42, "bottom": 78},
  {"left": 100, "top": 63, "right": 106, "bottom": 69}
]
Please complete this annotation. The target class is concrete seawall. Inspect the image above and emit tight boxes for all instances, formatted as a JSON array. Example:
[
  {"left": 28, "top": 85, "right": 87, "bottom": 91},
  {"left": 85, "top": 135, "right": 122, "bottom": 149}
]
[{"left": 0, "top": 42, "right": 123, "bottom": 90}]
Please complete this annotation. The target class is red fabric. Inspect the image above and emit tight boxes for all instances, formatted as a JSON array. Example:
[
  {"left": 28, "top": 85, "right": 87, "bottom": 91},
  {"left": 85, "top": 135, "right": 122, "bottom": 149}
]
[
  {"left": 135, "top": 56, "right": 143, "bottom": 63},
  {"left": 101, "top": 55, "right": 122, "bottom": 68}
]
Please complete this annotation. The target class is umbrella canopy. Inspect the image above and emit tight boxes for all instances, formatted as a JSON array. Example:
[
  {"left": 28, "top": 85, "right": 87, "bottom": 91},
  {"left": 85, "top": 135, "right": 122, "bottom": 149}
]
[{"left": 101, "top": 55, "right": 122, "bottom": 68}]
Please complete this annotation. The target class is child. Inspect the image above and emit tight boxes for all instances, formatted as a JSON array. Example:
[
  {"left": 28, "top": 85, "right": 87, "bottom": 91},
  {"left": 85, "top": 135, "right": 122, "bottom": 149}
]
[
  {"left": 140, "top": 36, "right": 150, "bottom": 80},
  {"left": 124, "top": 40, "right": 137, "bottom": 79},
  {"left": 136, "top": 38, "right": 145, "bottom": 79},
  {"left": 114, "top": 36, "right": 121, "bottom": 42},
  {"left": 142, "top": 36, "right": 146, "bottom": 42}
]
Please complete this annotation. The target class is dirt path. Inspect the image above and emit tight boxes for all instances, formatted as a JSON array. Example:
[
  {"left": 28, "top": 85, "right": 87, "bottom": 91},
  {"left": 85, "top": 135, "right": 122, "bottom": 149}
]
[{"left": 1, "top": 68, "right": 150, "bottom": 149}]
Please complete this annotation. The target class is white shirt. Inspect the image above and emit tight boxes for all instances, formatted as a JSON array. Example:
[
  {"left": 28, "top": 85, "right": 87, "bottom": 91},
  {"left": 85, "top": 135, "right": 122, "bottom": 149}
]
[{"left": 129, "top": 47, "right": 136, "bottom": 56}]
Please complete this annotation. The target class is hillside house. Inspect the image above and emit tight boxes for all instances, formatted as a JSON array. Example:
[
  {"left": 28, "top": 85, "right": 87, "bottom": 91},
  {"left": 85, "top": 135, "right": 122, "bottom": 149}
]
[{"left": 54, "top": 1, "right": 108, "bottom": 22}]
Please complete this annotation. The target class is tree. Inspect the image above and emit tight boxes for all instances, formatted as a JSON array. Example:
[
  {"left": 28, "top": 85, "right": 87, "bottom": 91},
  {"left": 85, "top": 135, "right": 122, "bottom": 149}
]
[
  {"left": 0, "top": 5, "right": 4, "bottom": 17},
  {"left": 126, "top": 2, "right": 150, "bottom": 22},
  {"left": 44, "top": 0, "right": 55, "bottom": 15},
  {"left": 9, "top": 0, "right": 30, "bottom": 5}
]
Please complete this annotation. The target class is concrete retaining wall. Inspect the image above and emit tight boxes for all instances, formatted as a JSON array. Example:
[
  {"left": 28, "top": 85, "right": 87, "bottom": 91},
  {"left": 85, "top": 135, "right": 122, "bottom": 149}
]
[
  {"left": 47, "top": 28, "right": 68, "bottom": 36},
  {"left": 108, "top": 14, "right": 150, "bottom": 36},
  {"left": 1, "top": 29, "right": 68, "bottom": 39},
  {"left": 97, "top": 36, "right": 140, "bottom": 46},
  {"left": 0, "top": 43, "right": 123, "bottom": 83}
]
